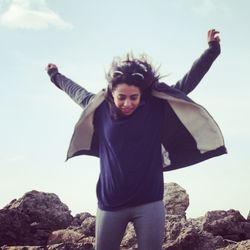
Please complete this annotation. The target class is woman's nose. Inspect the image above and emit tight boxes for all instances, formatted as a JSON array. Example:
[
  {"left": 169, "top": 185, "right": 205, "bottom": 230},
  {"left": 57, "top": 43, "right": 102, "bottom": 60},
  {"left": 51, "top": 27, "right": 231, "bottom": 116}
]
[{"left": 123, "top": 99, "right": 132, "bottom": 107}]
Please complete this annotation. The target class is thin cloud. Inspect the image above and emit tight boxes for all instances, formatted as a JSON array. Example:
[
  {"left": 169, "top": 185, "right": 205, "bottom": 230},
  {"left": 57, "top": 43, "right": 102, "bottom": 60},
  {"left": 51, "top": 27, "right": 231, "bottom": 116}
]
[{"left": 0, "top": 0, "right": 73, "bottom": 30}]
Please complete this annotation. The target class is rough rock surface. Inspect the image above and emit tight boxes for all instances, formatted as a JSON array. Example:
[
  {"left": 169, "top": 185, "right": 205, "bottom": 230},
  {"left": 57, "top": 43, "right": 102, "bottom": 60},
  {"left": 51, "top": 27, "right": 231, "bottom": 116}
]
[
  {"left": 1, "top": 184, "right": 250, "bottom": 250},
  {"left": 163, "top": 182, "right": 189, "bottom": 217},
  {"left": 217, "top": 240, "right": 250, "bottom": 250},
  {"left": 0, "top": 190, "right": 73, "bottom": 246},
  {"left": 202, "top": 210, "right": 250, "bottom": 242}
]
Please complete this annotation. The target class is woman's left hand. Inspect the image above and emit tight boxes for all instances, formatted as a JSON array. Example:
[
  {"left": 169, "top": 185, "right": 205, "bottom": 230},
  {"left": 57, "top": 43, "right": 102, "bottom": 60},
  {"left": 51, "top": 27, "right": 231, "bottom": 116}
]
[
  {"left": 45, "top": 63, "right": 58, "bottom": 72},
  {"left": 208, "top": 29, "right": 220, "bottom": 43}
]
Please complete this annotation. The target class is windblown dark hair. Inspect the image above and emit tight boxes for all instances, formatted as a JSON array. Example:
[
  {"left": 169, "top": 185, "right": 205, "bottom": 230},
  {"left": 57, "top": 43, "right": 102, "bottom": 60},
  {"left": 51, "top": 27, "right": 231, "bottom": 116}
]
[{"left": 105, "top": 53, "right": 161, "bottom": 119}]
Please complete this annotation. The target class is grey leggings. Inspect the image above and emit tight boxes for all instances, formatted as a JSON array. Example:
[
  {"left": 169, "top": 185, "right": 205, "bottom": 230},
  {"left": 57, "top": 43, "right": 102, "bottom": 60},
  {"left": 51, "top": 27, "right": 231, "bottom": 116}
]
[{"left": 95, "top": 200, "right": 165, "bottom": 250}]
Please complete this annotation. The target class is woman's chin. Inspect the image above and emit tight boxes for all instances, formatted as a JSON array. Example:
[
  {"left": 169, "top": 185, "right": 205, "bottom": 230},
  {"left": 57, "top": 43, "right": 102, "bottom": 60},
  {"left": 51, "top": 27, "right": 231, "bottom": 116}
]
[{"left": 121, "top": 109, "right": 135, "bottom": 116}]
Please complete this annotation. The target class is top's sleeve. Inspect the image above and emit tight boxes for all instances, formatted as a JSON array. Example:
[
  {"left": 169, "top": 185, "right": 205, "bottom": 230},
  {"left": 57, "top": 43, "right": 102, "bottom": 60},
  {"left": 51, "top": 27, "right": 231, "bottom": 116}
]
[
  {"left": 48, "top": 68, "right": 95, "bottom": 108},
  {"left": 172, "top": 41, "right": 221, "bottom": 95}
]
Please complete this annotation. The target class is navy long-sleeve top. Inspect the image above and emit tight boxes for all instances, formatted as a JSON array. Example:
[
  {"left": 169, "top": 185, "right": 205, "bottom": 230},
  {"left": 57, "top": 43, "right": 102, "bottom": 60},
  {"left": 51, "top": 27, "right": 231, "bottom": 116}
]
[{"left": 94, "top": 97, "right": 165, "bottom": 211}]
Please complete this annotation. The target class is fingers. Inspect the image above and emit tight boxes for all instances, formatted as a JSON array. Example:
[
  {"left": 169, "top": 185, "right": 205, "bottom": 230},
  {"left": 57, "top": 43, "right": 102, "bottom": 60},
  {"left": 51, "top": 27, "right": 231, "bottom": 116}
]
[{"left": 208, "top": 29, "right": 220, "bottom": 43}]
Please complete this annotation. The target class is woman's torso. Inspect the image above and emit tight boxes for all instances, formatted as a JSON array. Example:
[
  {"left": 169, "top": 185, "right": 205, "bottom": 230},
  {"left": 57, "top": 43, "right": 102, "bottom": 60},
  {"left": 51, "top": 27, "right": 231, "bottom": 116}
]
[{"left": 94, "top": 96, "right": 165, "bottom": 211}]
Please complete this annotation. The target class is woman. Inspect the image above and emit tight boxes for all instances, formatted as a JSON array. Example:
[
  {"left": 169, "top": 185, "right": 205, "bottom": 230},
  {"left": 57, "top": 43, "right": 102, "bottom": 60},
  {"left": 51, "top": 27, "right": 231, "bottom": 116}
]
[{"left": 46, "top": 29, "right": 226, "bottom": 250}]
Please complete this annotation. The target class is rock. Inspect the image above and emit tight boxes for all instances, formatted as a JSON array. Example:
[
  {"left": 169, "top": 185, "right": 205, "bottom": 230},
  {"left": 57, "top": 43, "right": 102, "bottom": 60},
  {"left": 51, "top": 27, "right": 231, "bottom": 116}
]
[
  {"left": 163, "top": 215, "right": 229, "bottom": 250},
  {"left": 0, "top": 245, "right": 94, "bottom": 250},
  {"left": 163, "top": 214, "right": 200, "bottom": 249},
  {"left": 0, "top": 209, "right": 33, "bottom": 246},
  {"left": 0, "top": 190, "right": 73, "bottom": 246},
  {"left": 70, "top": 213, "right": 93, "bottom": 227},
  {"left": 4, "top": 190, "right": 73, "bottom": 229},
  {"left": 188, "top": 217, "right": 230, "bottom": 250},
  {"left": 163, "top": 182, "right": 189, "bottom": 217},
  {"left": 202, "top": 210, "right": 250, "bottom": 241},
  {"left": 121, "top": 222, "right": 137, "bottom": 249},
  {"left": 80, "top": 216, "right": 96, "bottom": 237},
  {"left": 48, "top": 229, "right": 84, "bottom": 244},
  {"left": 47, "top": 243, "right": 94, "bottom": 250},
  {"left": 1, "top": 184, "right": 250, "bottom": 250},
  {"left": 47, "top": 229, "right": 95, "bottom": 248},
  {"left": 47, "top": 214, "right": 95, "bottom": 246},
  {"left": 217, "top": 240, "right": 250, "bottom": 250},
  {"left": 0, "top": 247, "right": 44, "bottom": 250}
]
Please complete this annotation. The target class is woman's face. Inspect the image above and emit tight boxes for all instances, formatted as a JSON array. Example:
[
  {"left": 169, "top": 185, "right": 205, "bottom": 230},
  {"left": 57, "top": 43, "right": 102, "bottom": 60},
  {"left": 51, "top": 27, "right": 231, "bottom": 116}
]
[{"left": 112, "top": 83, "right": 141, "bottom": 116}]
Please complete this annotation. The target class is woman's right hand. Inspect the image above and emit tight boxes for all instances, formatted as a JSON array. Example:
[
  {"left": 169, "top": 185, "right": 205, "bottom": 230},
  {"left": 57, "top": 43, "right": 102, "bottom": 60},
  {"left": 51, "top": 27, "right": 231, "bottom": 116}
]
[
  {"left": 45, "top": 63, "right": 58, "bottom": 72},
  {"left": 207, "top": 29, "right": 220, "bottom": 43}
]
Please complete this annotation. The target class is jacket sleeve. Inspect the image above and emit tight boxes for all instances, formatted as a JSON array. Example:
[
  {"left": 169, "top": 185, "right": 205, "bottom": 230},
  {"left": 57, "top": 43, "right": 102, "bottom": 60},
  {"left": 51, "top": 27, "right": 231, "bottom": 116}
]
[
  {"left": 172, "top": 41, "right": 221, "bottom": 95},
  {"left": 48, "top": 68, "right": 95, "bottom": 108}
]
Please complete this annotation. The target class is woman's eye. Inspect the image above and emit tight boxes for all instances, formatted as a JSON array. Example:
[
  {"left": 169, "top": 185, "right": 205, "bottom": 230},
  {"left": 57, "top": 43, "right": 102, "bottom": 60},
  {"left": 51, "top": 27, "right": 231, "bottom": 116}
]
[
  {"left": 118, "top": 96, "right": 126, "bottom": 101},
  {"left": 130, "top": 96, "right": 139, "bottom": 101}
]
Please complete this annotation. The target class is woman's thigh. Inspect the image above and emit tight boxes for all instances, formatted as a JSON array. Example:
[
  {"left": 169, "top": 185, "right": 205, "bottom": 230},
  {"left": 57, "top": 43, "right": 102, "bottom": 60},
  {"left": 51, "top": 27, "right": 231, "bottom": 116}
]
[
  {"left": 132, "top": 200, "right": 165, "bottom": 250},
  {"left": 95, "top": 208, "right": 130, "bottom": 250}
]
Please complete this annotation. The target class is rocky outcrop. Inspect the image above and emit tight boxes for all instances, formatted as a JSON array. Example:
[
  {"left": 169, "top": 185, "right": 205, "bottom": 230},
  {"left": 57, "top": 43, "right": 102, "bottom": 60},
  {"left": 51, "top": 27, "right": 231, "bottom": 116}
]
[
  {"left": 202, "top": 210, "right": 250, "bottom": 242},
  {"left": 217, "top": 240, "right": 250, "bottom": 250},
  {"left": 1, "top": 184, "right": 250, "bottom": 250},
  {"left": 0, "top": 190, "right": 73, "bottom": 246},
  {"left": 47, "top": 212, "right": 96, "bottom": 248},
  {"left": 163, "top": 182, "right": 189, "bottom": 218}
]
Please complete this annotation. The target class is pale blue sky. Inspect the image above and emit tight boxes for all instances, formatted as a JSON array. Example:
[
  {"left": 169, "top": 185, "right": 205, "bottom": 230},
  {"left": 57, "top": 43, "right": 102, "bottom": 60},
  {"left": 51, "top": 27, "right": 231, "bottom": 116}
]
[{"left": 1, "top": 0, "right": 250, "bottom": 218}]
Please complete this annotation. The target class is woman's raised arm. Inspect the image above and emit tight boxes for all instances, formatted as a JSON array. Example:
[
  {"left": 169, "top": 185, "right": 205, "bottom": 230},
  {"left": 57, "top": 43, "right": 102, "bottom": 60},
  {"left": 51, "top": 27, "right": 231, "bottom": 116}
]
[
  {"left": 173, "top": 29, "right": 221, "bottom": 95},
  {"left": 46, "top": 63, "right": 94, "bottom": 108}
]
